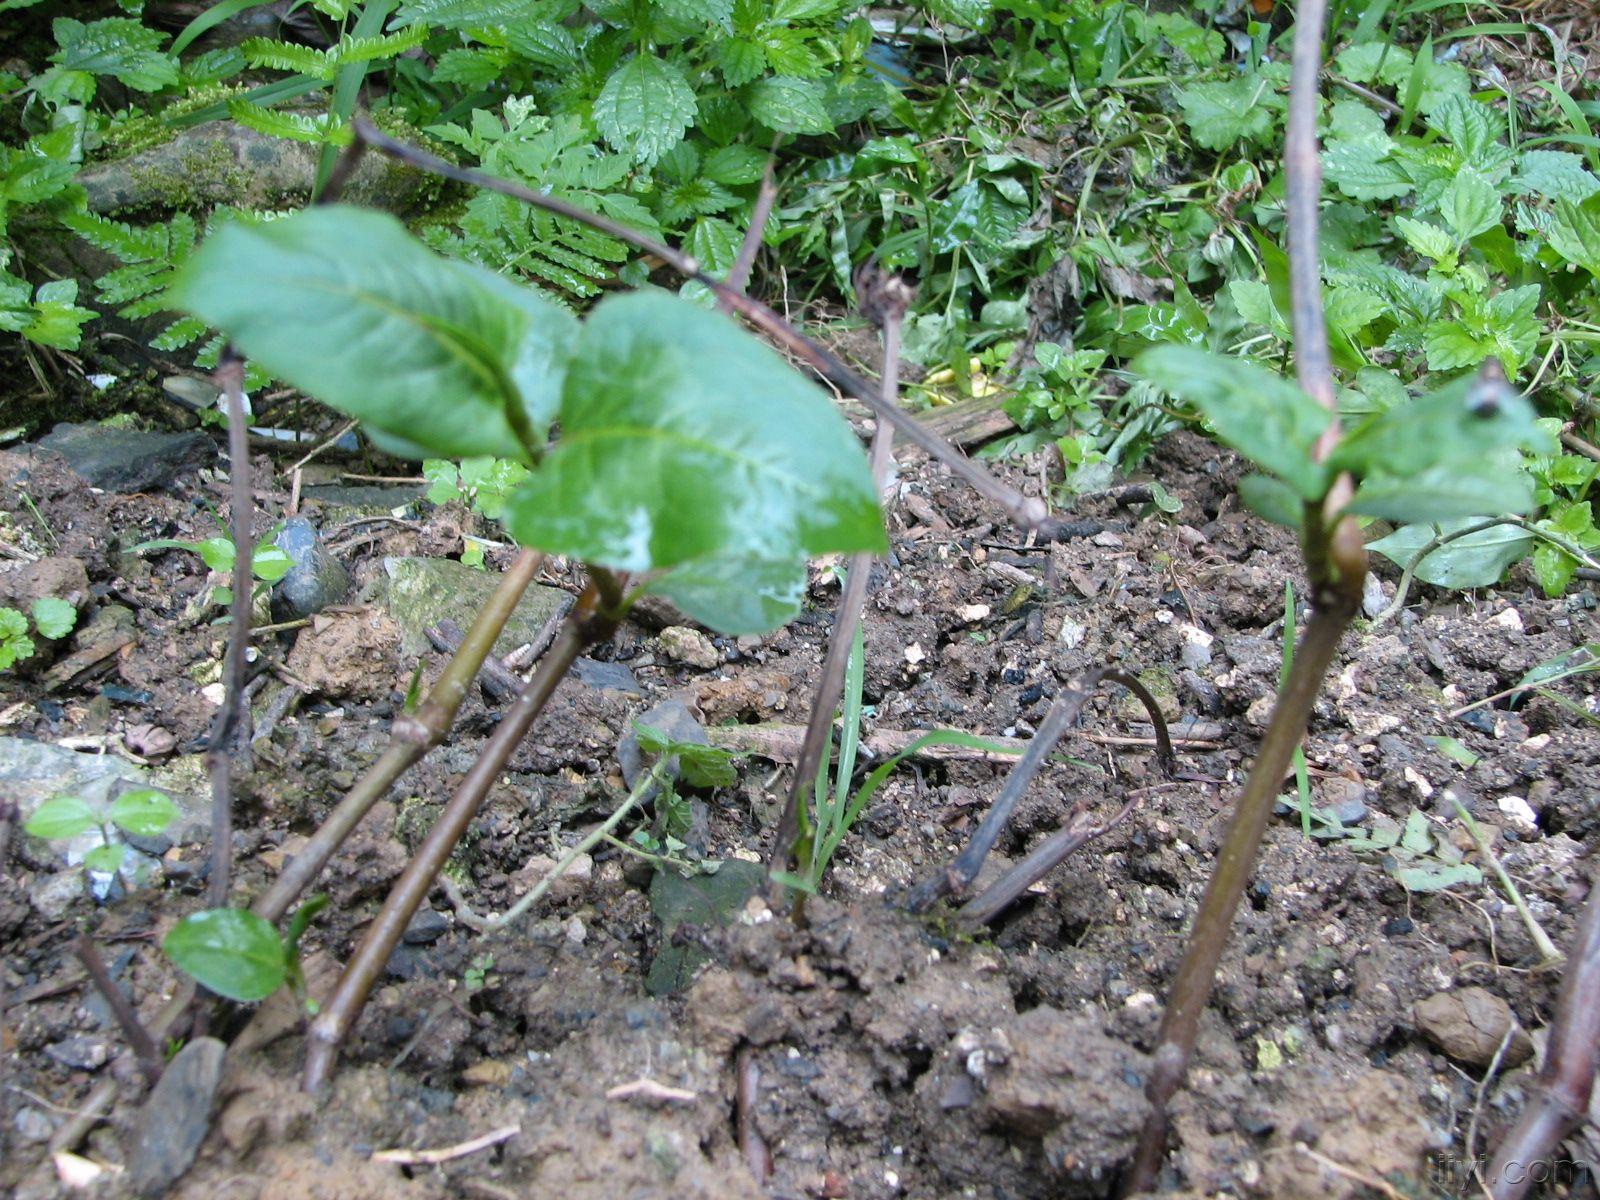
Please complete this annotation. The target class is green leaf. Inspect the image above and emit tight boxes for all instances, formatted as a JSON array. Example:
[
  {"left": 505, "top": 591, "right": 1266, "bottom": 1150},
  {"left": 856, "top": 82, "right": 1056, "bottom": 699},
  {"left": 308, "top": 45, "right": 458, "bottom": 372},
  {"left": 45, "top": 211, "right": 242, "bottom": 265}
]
[
  {"left": 1346, "top": 462, "right": 1534, "bottom": 522},
  {"left": 717, "top": 38, "right": 766, "bottom": 88},
  {"left": 1510, "top": 151, "right": 1599, "bottom": 203},
  {"left": 0, "top": 605, "right": 35, "bottom": 669},
  {"left": 926, "top": 0, "right": 992, "bottom": 28},
  {"left": 1367, "top": 519, "right": 1534, "bottom": 588},
  {"left": 1135, "top": 347, "right": 1331, "bottom": 496},
  {"left": 163, "top": 909, "right": 287, "bottom": 1002},
  {"left": 1393, "top": 862, "right": 1482, "bottom": 893},
  {"left": 650, "top": 556, "right": 808, "bottom": 635},
  {"left": 931, "top": 179, "right": 1029, "bottom": 254},
  {"left": 196, "top": 536, "right": 236, "bottom": 572},
  {"left": 24, "top": 795, "right": 98, "bottom": 840},
  {"left": 593, "top": 55, "right": 696, "bottom": 165},
  {"left": 51, "top": 17, "right": 179, "bottom": 91},
  {"left": 22, "top": 280, "right": 95, "bottom": 351},
  {"left": 1331, "top": 371, "right": 1554, "bottom": 481},
  {"left": 1439, "top": 172, "right": 1502, "bottom": 241},
  {"left": 1394, "top": 216, "right": 1457, "bottom": 261},
  {"left": 1176, "top": 75, "right": 1281, "bottom": 151},
  {"left": 84, "top": 843, "right": 128, "bottom": 874},
  {"left": 748, "top": 76, "right": 832, "bottom": 134},
  {"left": 252, "top": 545, "right": 293, "bottom": 582},
  {"left": 701, "top": 143, "right": 769, "bottom": 186},
  {"left": 1238, "top": 474, "right": 1304, "bottom": 527},
  {"left": 30, "top": 596, "right": 77, "bottom": 639},
  {"left": 505, "top": 291, "right": 883, "bottom": 630},
  {"left": 1323, "top": 140, "right": 1413, "bottom": 201},
  {"left": 108, "top": 789, "right": 180, "bottom": 838},
  {"left": 173, "top": 207, "right": 577, "bottom": 461},
  {"left": 1546, "top": 195, "right": 1600, "bottom": 277}
]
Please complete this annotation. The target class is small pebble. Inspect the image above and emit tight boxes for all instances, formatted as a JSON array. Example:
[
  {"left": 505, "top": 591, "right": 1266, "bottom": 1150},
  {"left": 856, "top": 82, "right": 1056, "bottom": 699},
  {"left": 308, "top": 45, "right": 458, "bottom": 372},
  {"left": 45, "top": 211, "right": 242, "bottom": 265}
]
[{"left": 1383, "top": 916, "right": 1414, "bottom": 937}]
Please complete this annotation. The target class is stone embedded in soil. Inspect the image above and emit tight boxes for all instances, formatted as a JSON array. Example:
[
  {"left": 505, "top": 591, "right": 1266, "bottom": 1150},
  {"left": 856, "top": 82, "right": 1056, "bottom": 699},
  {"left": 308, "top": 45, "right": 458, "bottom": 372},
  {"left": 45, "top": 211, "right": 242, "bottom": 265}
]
[
  {"left": 1, "top": 736, "right": 208, "bottom": 876},
  {"left": 32, "top": 422, "right": 215, "bottom": 493},
  {"left": 127, "top": 1036, "right": 227, "bottom": 1198},
  {"left": 571, "top": 657, "right": 642, "bottom": 693},
  {"left": 660, "top": 625, "right": 720, "bottom": 669},
  {"left": 1414, "top": 987, "right": 1533, "bottom": 1068},
  {"left": 76, "top": 120, "right": 432, "bottom": 215},
  {"left": 271, "top": 516, "right": 350, "bottom": 620},
  {"left": 981, "top": 1006, "right": 1151, "bottom": 1182},
  {"left": 43, "top": 1035, "right": 109, "bottom": 1072},
  {"left": 617, "top": 698, "right": 709, "bottom": 790},
  {"left": 284, "top": 609, "right": 403, "bottom": 700},
  {"left": 377, "top": 555, "right": 572, "bottom": 657},
  {"left": 0, "top": 555, "right": 90, "bottom": 611},
  {"left": 300, "top": 483, "right": 425, "bottom": 522}
]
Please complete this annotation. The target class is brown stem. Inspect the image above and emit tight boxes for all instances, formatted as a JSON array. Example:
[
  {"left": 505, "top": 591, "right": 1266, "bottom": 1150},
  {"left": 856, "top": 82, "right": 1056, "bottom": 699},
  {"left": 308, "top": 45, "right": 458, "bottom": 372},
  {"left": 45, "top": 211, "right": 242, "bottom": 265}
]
[
  {"left": 350, "top": 118, "right": 1051, "bottom": 539},
  {"left": 302, "top": 580, "right": 617, "bottom": 1092},
  {"left": 767, "top": 267, "right": 908, "bottom": 885},
  {"left": 735, "top": 1045, "right": 771, "bottom": 1183},
  {"left": 721, "top": 141, "right": 780, "bottom": 302},
  {"left": 1485, "top": 877, "right": 1600, "bottom": 1200},
  {"left": 253, "top": 550, "right": 543, "bottom": 925},
  {"left": 206, "top": 352, "right": 252, "bottom": 910},
  {"left": 0, "top": 798, "right": 16, "bottom": 1137},
  {"left": 957, "top": 791, "right": 1147, "bottom": 926},
  {"left": 74, "top": 936, "right": 163, "bottom": 1085},
  {"left": 906, "top": 669, "right": 1172, "bottom": 913},
  {"left": 1123, "top": 603, "right": 1353, "bottom": 1192}
]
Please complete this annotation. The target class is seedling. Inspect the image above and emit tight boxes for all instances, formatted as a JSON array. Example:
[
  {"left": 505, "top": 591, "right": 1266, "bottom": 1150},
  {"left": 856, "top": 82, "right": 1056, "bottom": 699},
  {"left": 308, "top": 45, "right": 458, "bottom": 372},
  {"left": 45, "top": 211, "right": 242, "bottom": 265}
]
[
  {"left": 129, "top": 532, "right": 293, "bottom": 608},
  {"left": 24, "top": 788, "right": 178, "bottom": 877},
  {"left": 163, "top": 894, "right": 329, "bottom": 1006},
  {"left": 0, "top": 597, "right": 77, "bottom": 670}
]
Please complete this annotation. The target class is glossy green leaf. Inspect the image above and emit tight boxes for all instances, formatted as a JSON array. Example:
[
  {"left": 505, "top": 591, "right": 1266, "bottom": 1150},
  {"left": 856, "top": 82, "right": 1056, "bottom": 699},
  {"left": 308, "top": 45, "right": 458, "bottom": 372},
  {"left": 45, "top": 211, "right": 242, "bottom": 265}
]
[
  {"left": 172, "top": 207, "right": 577, "bottom": 461},
  {"left": 748, "top": 76, "right": 832, "bottom": 134},
  {"left": 24, "top": 795, "right": 98, "bottom": 840},
  {"left": 164, "top": 908, "right": 287, "bottom": 1002},
  {"left": 506, "top": 291, "right": 883, "bottom": 631},
  {"left": 252, "top": 546, "right": 293, "bottom": 582},
  {"left": 593, "top": 55, "right": 696, "bottom": 165},
  {"left": 108, "top": 789, "right": 179, "bottom": 837},
  {"left": 1367, "top": 519, "right": 1533, "bottom": 588},
  {"left": 1237, "top": 474, "right": 1303, "bottom": 527},
  {"left": 1135, "top": 347, "right": 1331, "bottom": 496},
  {"left": 649, "top": 556, "right": 808, "bottom": 635}
]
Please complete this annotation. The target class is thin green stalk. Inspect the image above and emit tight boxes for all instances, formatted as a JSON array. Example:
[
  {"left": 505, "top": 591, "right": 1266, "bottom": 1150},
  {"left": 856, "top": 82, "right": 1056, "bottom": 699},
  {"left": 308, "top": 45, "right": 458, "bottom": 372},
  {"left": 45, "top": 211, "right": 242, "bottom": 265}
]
[{"left": 1449, "top": 794, "right": 1562, "bottom": 964}]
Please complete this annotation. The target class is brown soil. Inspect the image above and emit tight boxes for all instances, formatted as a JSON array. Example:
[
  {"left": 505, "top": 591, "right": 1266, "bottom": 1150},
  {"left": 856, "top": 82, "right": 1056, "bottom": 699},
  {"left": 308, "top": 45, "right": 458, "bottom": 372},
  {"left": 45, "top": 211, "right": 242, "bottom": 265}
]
[{"left": 2, "top": 422, "right": 1596, "bottom": 1200}]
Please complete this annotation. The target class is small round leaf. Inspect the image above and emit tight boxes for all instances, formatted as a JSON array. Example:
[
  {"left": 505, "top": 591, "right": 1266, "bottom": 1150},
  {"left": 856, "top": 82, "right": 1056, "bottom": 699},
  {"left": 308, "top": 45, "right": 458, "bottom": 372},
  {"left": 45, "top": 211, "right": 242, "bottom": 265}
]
[
  {"left": 84, "top": 843, "right": 128, "bottom": 874},
  {"left": 196, "top": 537, "right": 236, "bottom": 572},
  {"left": 109, "top": 789, "right": 180, "bottom": 838},
  {"left": 164, "top": 909, "right": 287, "bottom": 1003},
  {"left": 24, "top": 795, "right": 98, "bottom": 840},
  {"left": 31, "top": 596, "right": 78, "bottom": 640},
  {"left": 251, "top": 546, "right": 293, "bottom": 582}
]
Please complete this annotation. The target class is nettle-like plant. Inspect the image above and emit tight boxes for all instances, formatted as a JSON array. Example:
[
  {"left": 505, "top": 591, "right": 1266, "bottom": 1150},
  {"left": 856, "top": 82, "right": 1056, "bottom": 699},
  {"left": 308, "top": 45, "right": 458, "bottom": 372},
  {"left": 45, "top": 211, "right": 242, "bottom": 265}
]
[{"left": 166, "top": 199, "right": 885, "bottom": 1084}]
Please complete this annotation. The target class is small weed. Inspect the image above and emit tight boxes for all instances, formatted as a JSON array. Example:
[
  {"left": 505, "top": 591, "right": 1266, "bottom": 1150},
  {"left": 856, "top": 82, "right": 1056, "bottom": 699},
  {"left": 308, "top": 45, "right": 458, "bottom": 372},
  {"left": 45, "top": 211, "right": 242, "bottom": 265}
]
[{"left": 24, "top": 788, "right": 178, "bottom": 877}]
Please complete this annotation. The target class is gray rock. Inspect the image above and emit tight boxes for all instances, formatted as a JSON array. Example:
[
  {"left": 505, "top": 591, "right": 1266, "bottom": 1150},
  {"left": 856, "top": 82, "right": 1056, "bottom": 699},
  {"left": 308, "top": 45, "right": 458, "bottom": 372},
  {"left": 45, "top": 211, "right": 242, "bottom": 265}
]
[
  {"left": 571, "top": 657, "right": 641, "bottom": 694},
  {"left": 301, "top": 483, "right": 424, "bottom": 522},
  {"left": 34, "top": 422, "right": 214, "bottom": 492},
  {"left": 77, "top": 120, "right": 432, "bottom": 215},
  {"left": 128, "top": 1037, "right": 226, "bottom": 1198},
  {"left": 28, "top": 871, "right": 83, "bottom": 920},
  {"left": 403, "top": 907, "right": 451, "bottom": 945},
  {"left": 617, "top": 699, "right": 709, "bottom": 791},
  {"left": 660, "top": 626, "right": 720, "bottom": 669},
  {"left": 272, "top": 517, "right": 350, "bottom": 620},
  {"left": 2, "top": 737, "right": 208, "bottom": 879},
  {"left": 377, "top": 556, "right": 572, "bottom": 657},
  {"left": 12, "top": 1106, "right": 56, "bottom": 1143},
  {"left": 45, "top": 1035, "right": 109, "bottom": 1072}
]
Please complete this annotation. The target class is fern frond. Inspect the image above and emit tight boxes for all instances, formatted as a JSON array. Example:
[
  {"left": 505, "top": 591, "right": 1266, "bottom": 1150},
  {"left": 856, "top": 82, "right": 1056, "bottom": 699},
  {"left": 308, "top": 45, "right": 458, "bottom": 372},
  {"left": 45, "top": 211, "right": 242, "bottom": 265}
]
[
  {"left": 59, "top": 211, "right": 167, "bottom": 263},
  {"left": 241, "top": 28, "right": 426, "bottom": 80},
  {"left": 227, "top": 99, "right": 352, "bottom": 145}
]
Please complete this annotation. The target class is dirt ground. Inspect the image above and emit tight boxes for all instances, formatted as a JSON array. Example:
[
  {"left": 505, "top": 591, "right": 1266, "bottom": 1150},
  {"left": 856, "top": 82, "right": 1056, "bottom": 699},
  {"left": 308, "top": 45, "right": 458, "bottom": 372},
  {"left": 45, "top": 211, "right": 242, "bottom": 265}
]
[{"left": 2, "top": 410, "right": 1597, "bottom": 1200}]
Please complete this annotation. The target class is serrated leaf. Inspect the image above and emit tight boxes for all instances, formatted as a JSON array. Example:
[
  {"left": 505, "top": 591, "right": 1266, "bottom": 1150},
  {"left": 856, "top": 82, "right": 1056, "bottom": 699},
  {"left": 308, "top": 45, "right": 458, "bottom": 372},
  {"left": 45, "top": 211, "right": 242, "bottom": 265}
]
[
  {"left": 1323, "top": 140, "right": 1413, "bottom": 201},
  {"left": 1547, "top": 195, "right": 1600, "bottom": 277},
  {"left": 51, "top": 17, "right": 179, "bottom": 91},
  {"left": 748, "top": 76, "right": 832, "bottom": 134},
  {"left": 593, "top": 55, "right": 696, "bottom": 165},
  {"left": 30, "top": 596, "right": 76, "bottom": 639},
  {"left": 701, "top": 143, "right": 769, "bottom": 185},
  {"left": 1393, "top": 862, "right": 1482, "bottom": 893},
  {"left": 108, "top": 789, "right": 180, "bottom": 837},
  {"left": 25, "top": 795, "right": 98, "bottom": 840},
  {"left": 164, "top": 909, "right": 287, "bottom": 1002},
  {"left": 930, "top": 179, "right": 1029, "bottom": 253},
  {"left": 718, "top": 38, "right": 766, "bottom": 88},
  {"left": 927, "top": 0, "right": 992, "bottom": 29},
  {"left": 658, "top": 0, "right": 733, "bottom": 25},
  {"left": 1439, "top": 172, "right": 1502, "bottom": 241},
  {"left": 1176, "top": 75, "right": 1281, "bottom": 151},
  {"left": 173, "top": 206, "right": 577, "bottom": 461},
  {"left": 1229, "top": 280, "right": 1288, "bottom": 337},
  {"left": 504, "top": 291, "right": 883, "bottom": 632},
  {"left": 1367, "top": 519, "right": 1534, "bottom": 588},
  {"left": 1135, "top": 347, "right": 1330, "bottom": 496},
  {"left": 1428, "top": 96, "right": 1504, "bottom": 165},
  {"left": 1511, "top": 151, "right": 1599, "bottom": 204}
]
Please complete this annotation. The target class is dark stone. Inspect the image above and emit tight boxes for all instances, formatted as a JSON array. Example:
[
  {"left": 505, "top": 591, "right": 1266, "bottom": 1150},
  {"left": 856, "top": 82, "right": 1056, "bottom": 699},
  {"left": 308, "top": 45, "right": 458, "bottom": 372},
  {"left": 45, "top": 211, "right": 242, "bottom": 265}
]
[
  {"left": 271, "top": 517, "right": 350, "bottom": 620},
  {"left": 1332, "top": 797, "right": 1369, "bottom": 826},
  {"left": 1456, "top": 708, "right": 1496, "bottom": 735},
  {"left": 1383, "top": 916, "right": 1414, "bottom": 936},
  {"left": 100, "top": 685, "right": 153, "bottom": 705},
  {"left": 44, "top": 1035, "right": 109, "bottom": 1071},
  {"left": 616, "top": 699, "right": 708, "bottom": 791},
  {"left": 128, "top": 1037, "right": 226, "bottom": 1197},
  {"left": 571, "top": 657, "right": 642, "bottom": 694},
  {"left": 403, "top": 907, "right": 451, "bottom": 945},
  {"left": 34, "top": 422, "right": 214, "bottom": 492}
]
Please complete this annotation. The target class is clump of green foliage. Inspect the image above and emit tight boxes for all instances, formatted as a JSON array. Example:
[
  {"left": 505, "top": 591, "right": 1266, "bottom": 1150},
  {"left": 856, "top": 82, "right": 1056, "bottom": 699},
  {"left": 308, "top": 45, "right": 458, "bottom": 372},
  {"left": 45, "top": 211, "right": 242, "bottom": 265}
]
[
  {"left": 25, "top": 787, "right": 179, "bottom": 876},
  {"left": 0, "top": 597, "right": 77, "bottom": 670}
]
